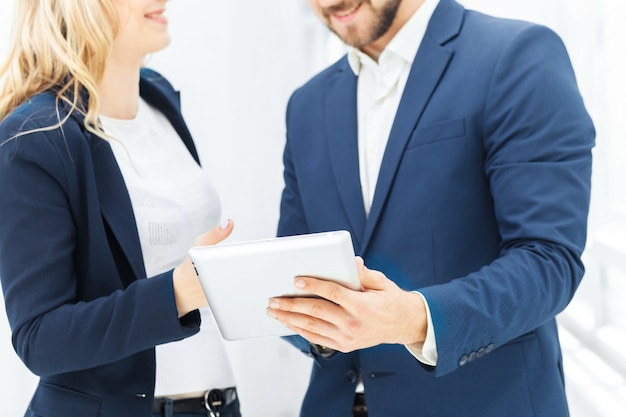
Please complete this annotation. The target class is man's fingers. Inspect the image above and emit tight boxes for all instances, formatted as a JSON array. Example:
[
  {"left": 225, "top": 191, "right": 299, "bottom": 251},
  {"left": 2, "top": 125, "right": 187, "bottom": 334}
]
[
  {"left": 268, "top": 295, "right": 343, "bottom": 321},
  {"left": 287, "top": 325, "right": 340, "bottom": 352},
  {"left": 266, "top": 301, "right": 343, "bottom": 349},
  {"left": 292, "top": 276, "right": 351, "bottom": 305}
]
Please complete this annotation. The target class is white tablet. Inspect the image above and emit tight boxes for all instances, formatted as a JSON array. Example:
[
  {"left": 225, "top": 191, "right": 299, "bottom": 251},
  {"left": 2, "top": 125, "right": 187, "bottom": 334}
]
[{"left": 188, "top": 230, "right": 360, "bottom": 341}]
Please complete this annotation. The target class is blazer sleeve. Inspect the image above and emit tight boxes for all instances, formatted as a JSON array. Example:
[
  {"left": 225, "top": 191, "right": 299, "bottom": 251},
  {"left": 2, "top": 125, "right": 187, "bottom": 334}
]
[
  {"left": 0, "top": 109, "right": 200, "bottom": 377},
  {"left": 419, "top": 24, "right": 594, "bottom": 376}
]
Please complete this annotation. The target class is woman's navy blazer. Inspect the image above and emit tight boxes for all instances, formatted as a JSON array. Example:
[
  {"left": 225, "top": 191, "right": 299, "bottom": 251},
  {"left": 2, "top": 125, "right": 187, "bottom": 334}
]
[{"left": 0, "top": 68, "right": 202, "bottom": 417}]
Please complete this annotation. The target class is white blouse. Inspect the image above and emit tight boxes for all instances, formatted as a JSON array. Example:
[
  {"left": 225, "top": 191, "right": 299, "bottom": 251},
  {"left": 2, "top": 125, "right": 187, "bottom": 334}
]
[{"left": 100, "top": 98, "right": 236, "bottom": 396}]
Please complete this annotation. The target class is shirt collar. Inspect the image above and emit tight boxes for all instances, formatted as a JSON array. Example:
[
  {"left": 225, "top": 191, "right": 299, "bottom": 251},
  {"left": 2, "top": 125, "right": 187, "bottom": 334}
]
[{"left": 348, "top": 0, "right": 440, "bottom": 75}]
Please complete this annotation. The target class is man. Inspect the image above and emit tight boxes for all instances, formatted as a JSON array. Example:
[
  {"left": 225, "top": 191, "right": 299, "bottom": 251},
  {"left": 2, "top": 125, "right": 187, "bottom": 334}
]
[{"left": 266, "top": 0, "right": 594, "bottom": 416}]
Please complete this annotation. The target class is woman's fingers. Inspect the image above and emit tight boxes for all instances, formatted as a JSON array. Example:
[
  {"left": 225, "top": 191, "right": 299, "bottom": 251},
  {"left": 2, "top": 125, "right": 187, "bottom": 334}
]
[{"left": 193, "top": 219, "right": 234, "bottom": 246}]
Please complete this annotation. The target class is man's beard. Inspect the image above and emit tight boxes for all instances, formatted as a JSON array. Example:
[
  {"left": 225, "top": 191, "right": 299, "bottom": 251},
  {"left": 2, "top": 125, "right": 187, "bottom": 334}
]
[{"left": 323, "top": 0, "right": 403, "bottom": 49}]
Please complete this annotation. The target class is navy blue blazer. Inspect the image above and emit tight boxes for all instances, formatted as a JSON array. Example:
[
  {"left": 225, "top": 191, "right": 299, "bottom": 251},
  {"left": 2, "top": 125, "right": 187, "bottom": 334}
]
[
  {"left": 278, "top": 1, "right": 594, "bottom": 416},
  {"left": 0, "top": 69, "right": 203, "bottom": 417}
]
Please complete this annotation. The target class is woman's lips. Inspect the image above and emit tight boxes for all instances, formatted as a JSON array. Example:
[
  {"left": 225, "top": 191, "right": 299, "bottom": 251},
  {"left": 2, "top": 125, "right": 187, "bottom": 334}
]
[{"left": 145, "top": 10, "right": 168, "bottom": 24}]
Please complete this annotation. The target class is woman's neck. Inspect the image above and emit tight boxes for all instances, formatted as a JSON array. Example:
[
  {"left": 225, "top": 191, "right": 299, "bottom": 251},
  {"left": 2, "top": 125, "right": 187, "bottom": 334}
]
[{"left": 98, "top": 57, "right": 142, "bottom": 120}]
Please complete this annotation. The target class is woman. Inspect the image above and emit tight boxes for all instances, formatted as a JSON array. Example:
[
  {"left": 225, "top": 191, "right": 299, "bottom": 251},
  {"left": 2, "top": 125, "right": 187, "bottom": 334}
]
[{"left": 0, "top": 1, "right": 242, "bottom": 416}]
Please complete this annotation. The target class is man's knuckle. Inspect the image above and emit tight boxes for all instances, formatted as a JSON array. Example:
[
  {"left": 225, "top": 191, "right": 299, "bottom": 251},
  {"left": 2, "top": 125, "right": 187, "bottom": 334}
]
[
  {"left": 346, "top": 319, "right": 361, "bottom": 334},
  {"left": 304, "top": 317, "right": 318, "bottom": 332},
  {"left": 327, "top": 285, "right": 341, "bottom": 302},
  {"left": 310, "top": 303, "right": 322, "bottom": 318}
]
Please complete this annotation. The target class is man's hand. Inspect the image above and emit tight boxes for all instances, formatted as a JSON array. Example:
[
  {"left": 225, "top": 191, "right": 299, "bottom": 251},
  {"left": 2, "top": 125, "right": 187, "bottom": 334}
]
[{"left": 266, "top": 257, "right": 427, "bottom": 352}]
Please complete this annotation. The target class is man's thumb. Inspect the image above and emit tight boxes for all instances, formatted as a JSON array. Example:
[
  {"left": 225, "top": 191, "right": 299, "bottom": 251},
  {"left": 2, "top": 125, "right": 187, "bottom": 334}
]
[{"left": 356, "top": 257, "right": 386, "bottom": 290}]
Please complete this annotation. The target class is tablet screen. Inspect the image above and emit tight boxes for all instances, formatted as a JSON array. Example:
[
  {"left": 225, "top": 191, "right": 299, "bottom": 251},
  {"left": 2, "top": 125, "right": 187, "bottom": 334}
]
[{"left": 188, "top": 230, "right": 360, "bottom": 340}]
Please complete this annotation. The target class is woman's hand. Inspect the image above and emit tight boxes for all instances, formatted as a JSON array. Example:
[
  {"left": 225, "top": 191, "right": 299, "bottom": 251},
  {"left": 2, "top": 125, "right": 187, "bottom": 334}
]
[{"left": 172, "top": 219, "right": 234, "bottom": 317}]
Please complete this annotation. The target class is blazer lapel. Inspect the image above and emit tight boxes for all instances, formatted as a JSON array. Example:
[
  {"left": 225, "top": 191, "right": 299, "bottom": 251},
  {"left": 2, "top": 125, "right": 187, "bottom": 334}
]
[
  {"left": 89, "top": 136, "right": 147, "bottom": 281},
  {"left": 139, "top": 73, "right": 200, "bottom": 165},
  {"left": 61, "top": 93, "right": 146, "bottom": 283},
  {"left": 326, "top": 63, "right": 367, "bottom": 250},
  {"left": 362, "top": 0, "right": 463, "bottom": 251},
  {"left": 64, "top": 71, "right": 198, "bottom": 285}
]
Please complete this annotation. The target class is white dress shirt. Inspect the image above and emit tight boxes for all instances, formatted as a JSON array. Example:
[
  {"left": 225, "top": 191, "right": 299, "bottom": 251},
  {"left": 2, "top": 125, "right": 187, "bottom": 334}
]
[
  {"left": 347, "top": 0, "right": 440, "bottom": 366},
  {"left": 100, "top": 98, "right": 236, "bottom": 396}
]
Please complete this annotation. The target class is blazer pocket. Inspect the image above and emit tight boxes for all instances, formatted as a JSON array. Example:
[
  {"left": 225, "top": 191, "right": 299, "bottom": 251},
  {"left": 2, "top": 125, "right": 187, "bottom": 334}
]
[{"left": 406, "top": 118, "right": 466, "bottom": 149}]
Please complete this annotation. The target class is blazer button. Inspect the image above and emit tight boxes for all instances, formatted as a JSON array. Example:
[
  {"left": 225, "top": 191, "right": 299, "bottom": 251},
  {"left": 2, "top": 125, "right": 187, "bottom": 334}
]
[
  {"left": 476, "top": 347, "right": 486, "bottom": 358},
  {"left": 458, "top": 355, "right": 469, "bottom": 367},
  {"left": 346, "top": 369, "right": 358, "bottom": 384},
  {"left": 468, "top": 351, "right": 477, "bottom": 362},
  {"left": 485, "top": 343, "right": 495, "bottom": 354}
]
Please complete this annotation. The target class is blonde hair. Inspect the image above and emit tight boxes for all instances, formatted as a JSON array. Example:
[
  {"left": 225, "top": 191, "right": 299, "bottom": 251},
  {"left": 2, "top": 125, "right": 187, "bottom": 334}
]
[{"left": 0, "top": 0, "right": 119, "bottom": 138}]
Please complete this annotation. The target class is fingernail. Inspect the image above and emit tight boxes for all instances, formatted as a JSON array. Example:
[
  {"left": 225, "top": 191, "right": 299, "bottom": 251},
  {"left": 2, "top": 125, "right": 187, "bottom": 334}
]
[
  {"left": 266, "top": 309, "right": 276, "bottom": 319},
  {"left": 220, "top": 219, "right": 230, "bottom": 230},
  {"left": 294, "top": 278, "right": 306, "bottom": 289},
  {"left": 269, "top": 300, "right": 280, "bottom": 309}
]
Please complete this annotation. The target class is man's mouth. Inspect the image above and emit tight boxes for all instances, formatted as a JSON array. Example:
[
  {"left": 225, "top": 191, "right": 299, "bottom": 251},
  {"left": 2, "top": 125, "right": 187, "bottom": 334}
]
[
  {"left": 335, "top": 3, "right": 360, "bottom": 17},
  {"left": 327, "top": 2, "right": 363, "bottom": 22}
]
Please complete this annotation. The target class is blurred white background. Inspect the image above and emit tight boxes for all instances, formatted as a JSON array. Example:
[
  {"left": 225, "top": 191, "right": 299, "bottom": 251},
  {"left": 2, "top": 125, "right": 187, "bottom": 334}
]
[{"left": 1, "top": 1, "right": 625, "bottom": 416}]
